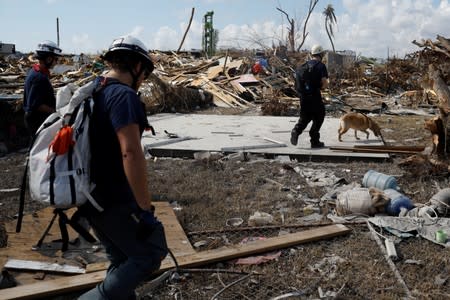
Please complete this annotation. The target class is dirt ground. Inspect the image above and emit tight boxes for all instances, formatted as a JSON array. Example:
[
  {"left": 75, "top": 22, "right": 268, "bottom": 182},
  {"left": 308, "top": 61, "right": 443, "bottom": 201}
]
[{"left": 1, "top": 105, "right": 450, "bottom": 299}]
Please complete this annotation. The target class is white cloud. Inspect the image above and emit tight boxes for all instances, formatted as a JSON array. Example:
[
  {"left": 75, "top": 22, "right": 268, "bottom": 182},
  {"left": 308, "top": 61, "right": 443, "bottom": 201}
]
[
  {"left": 324, "top": 0, "right": 450, "bottom": 57},
  {"left": 150, "top": 26, "right": 179, "bottom": 50},
  {"left": 128, "top": 26, "right": 145, "bottom": 39},
  {"left": 70, "top": 33, "right": 97, "bottom": 54}
]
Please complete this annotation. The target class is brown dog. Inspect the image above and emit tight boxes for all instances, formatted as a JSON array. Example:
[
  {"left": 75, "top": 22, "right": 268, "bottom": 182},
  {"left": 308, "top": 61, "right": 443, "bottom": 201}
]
[{"left": 338, "top": 112, "right": 382, "bottom": 142}]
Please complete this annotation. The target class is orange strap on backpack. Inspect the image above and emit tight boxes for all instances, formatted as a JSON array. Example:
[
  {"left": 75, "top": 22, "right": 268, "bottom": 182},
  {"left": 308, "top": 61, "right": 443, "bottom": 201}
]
[{"left": 48, "top": 126, "right": 75, "bottom": 156}]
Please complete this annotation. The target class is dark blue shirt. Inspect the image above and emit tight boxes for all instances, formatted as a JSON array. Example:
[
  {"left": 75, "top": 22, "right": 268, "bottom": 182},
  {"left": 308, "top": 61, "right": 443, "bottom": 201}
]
[
  {"left": 90, "top": 78, "right": 147, "bottom": 204},
  {"left": 296, "top": 59, "right": 328, "bottom": 103},
  {"left": 23, "top": 66, "right": 56, "bottom": 113}
]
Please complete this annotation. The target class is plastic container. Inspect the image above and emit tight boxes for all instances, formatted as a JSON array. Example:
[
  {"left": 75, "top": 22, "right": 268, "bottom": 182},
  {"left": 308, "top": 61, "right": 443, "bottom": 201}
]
[
  {"left": 435, "top": 230, "right": 448, "bottom": 244},
  {"left": 430, "top": 188, "right": 450, "bottom": 216},
  {"left": 384, "top": 189, "right": 414, "bottom": 216},
  {"left": 336, "top": 188, "right": 374, "bottom": 215},
  {"left": 248, "top": 211, "right": 273, "bottom": 226},
  {"left": 362, "top": 170, "right": 399, "bottom": 191}
]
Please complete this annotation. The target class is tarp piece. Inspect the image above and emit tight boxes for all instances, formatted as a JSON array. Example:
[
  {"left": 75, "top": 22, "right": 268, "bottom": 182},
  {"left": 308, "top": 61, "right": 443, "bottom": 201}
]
[{"left": 368, "top": 216, "right": 450, "bottom": 246}]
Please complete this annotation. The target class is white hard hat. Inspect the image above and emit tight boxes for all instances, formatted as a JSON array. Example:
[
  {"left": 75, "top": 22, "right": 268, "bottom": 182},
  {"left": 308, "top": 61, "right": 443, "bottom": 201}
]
[
  {"left": 311, "top": 45, "right": 324, "bottom": 55},
  {"left": 102, "top": 35, "right": 154, "bottom": 72},
  {"left": 36, "top": 40, "right": 62, "bottom": 56}
]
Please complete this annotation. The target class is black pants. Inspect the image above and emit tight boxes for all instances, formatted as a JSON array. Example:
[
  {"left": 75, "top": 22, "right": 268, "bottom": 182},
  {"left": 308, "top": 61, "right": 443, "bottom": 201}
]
[
  {"left": 292, "top": 99, "right": 325, "bottom": 145},
  {"left": 24, "top": 111, "right": 49, "bottom": 137}
]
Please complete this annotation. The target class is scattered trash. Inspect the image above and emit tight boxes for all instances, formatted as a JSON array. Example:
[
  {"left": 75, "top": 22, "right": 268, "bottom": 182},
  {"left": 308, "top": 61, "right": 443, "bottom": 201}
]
[
  {"left": 434, "top": 274, "right": 448, "bottom": 286},
  {"left": 193, "top": 151, "right": 223, "bottom": 162},
  {"left": 309, "top": 255, "right": 346, "bottom": 280},
  {"left": 303, "top": 204, "right": 320, "bottom": 215},
  {"left": 404, "top": 259, "right": 423, "bottom": 265},
  {"left": 0, "top": 188, "right": 19, "bottom": 193},
  {"left": 193, "top": 240, "right": 208, "bottom": 248},
  {"left": 430, "top": 188, "right": 450, "bottom": 216},
  {"left": 164, "top": 130, "right": 179, "bottom": 138},
  {"left": 384, "top": 239, "right": 399, "bottom": 261},
  {"left": 368, "top": 216, "right": 450, "bottom": 246},
  {"left": 384, "top": 189, "right": 414, "bottom": 216},
  {"left": 296, "top": 213, "right": 323, "bottom": 224},
  {"left": 248, "top": 211, "right": 273, "bottom": 226},
  {"left": 435, "top": 229, "right": 447, "bottom": 243},
  {"left": 226, "top": 217, "right": 243, "bottom": 227},
  {"left": 336, "top": 187, "right": 389, "bottom": 216},
  {"left": 269, "top": 291, "right": 305, "bottom": 300}
]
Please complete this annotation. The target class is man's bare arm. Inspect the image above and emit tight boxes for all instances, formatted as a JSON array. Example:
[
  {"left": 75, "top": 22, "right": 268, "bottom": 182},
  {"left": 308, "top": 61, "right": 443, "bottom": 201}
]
[{"left": 117, "top": 123, "right": 153, "bottom": 211}]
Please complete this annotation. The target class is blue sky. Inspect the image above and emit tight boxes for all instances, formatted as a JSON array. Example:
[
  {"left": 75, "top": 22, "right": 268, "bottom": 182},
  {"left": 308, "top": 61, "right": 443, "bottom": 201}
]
[{"left": 1, "top": 0, "right": 448, "bottom": 58}]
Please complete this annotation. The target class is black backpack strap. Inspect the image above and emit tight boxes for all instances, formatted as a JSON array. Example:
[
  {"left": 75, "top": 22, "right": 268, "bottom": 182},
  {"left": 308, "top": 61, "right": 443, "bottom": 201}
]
[
  {"left": 56, "top": 210, "right": 71, "bottom": 252},
  {"left": 57, "top": 210, "right": 97, "bottom": 252},
  {"left": 33, "top": 209, "right": 97, "bottom": 252},
  {"left": 33, "top": 209, "right": 59, "bottom": 249},
  {"left": 69, "top": 210, "right": 97, "bottom": 243},
  {"left": 16, "top": 158, "right": 28, "bottom": 233},
  {"left": 16, "top": 119, "right": 57, "bottom": 233}
]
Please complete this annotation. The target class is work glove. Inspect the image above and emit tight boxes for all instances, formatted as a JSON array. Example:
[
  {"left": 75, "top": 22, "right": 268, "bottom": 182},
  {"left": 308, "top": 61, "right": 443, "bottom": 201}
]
[{"left": 135, "top": 206, "right": 169, "bottom": 261}]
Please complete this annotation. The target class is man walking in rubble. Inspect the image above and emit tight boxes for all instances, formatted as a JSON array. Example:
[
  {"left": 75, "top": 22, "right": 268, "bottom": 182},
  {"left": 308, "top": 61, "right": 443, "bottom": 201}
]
[
  {"left": 290, "top": 44, "right": 329, "bottom": 148},
  {"left": 23, "top": 40, "right": 62, "bottom": 136},
  {"left": 78, "top": 35, "right": 167, "bottom": 300}
]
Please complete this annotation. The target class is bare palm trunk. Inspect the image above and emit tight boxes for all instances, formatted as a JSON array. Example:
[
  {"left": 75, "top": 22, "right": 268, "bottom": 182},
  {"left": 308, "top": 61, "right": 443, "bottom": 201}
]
[{"left": 325, "top": 19, "right": 336, "bottom": 52}]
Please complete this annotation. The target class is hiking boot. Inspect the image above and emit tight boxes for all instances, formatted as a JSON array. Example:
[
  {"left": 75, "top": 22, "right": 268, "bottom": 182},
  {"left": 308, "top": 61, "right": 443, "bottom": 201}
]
[
  {"left": 290, "top": 130, "right": 299, "bottom": 146},
  {"left": 311, "top": 141, "right": 325, "bottom": 148}
]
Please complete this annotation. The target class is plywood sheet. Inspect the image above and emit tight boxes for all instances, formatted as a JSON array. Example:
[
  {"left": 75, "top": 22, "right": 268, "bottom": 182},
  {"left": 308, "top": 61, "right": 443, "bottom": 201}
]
[{"left": 0, "top": 202, "right": 195, "bottom": 294}]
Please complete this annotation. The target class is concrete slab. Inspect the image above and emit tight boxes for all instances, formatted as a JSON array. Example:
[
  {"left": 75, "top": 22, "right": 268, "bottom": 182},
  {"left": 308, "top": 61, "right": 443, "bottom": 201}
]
[{"left": 142, "top": 114, "right": 389, "bottom": 162}]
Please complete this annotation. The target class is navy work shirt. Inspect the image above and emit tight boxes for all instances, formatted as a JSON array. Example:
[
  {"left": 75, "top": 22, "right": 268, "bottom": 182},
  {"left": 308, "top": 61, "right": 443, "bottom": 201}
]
[
  {"left": 296, "top": 59, "right": 328, "bottom": 107},
  {"left": 90, "top": 77, "right": 148, "bottom": 204},
  {"left": 23, "top": 64, "right": 56, "bottom": 113}
]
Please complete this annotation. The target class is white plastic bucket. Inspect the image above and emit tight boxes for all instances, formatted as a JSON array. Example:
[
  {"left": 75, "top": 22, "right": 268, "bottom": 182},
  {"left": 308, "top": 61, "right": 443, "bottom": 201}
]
[
  {"left": 336, "top": 188, "right": 373, "bottom": 215},
  {"left": 362, "top": 170, "right": 398, "bottom": 191}
]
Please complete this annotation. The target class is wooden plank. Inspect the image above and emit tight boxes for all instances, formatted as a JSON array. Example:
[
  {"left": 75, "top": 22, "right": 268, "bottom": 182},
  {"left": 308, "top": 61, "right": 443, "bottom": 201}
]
[
  {"left": 160, "top": 224, "right": 350, "bottom": 269},
  {"left": 153, "top": 202, "right": 195, "bottom": 257},
  {"left": 353, "top": 145, "right": 425, "bottom": 151},
  {"left": 0, "top": 271, "right": 107, "bottom": 300},
  {"left": 0, "top": 224, "right": 350, "bottom": 300},
  {"left": 4, "top": 259, "right": 85, "bottom": 274},
  {"left": 330, "top": 146, "right": 420, "bottom": 154}
]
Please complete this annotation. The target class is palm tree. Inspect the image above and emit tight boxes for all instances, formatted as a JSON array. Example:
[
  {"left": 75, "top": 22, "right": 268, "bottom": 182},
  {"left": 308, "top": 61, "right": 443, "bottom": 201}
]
[{"left": 323, "top": 4, "right": 337, "bottom": 52}]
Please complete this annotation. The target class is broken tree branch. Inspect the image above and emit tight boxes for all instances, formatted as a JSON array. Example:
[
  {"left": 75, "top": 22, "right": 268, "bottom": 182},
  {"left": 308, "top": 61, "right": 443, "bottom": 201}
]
[{"left": 177, "top": 7, "right": 195, "bottom": 53}]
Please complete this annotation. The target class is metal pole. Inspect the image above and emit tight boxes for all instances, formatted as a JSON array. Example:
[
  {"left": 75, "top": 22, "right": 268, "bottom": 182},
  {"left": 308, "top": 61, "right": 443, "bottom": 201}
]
[{"left": 56, "top": 17, "right": 60, "bottom": 47}]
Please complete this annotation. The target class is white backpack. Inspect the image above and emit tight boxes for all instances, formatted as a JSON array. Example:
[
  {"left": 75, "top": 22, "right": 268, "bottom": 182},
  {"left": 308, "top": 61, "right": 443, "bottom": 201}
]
[
  {"left": 16, "top": 79, "right": 116, "bottom": 250},
  {"left": 28, "top": 80, "right": 103, "bottom": 211}
]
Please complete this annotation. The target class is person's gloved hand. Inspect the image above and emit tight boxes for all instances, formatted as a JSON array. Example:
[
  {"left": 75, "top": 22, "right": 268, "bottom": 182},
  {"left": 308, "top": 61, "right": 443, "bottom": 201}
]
[
  {"left": 136, "top": 206, "right": 161, "bottom": 241},
  {"left": 135, "top": 206, "right": 169, "bottom": 261},
  {"left": 139, "top": 207, "right": 158, "bottom": 226}
]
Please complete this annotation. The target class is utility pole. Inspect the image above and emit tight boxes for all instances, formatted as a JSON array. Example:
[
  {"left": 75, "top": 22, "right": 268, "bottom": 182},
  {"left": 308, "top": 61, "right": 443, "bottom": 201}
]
[
  {"left": 56, "top": 17, "right": 60, "bottom": 47},
  {"left": 385, "top": 47, "right": 389, "bottom": 94}
]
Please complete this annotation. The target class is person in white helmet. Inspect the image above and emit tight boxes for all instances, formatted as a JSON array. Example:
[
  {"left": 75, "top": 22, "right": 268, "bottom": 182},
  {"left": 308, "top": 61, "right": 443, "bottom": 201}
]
[
  {"left": 23, "top": 40, "right": 62, "bottom": 136},
  {"left": 78, "top": 35, "right": 167, "bottom": 300},
  {"left": 290, "top": 44, "right": 329, "bottom": 148}
]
